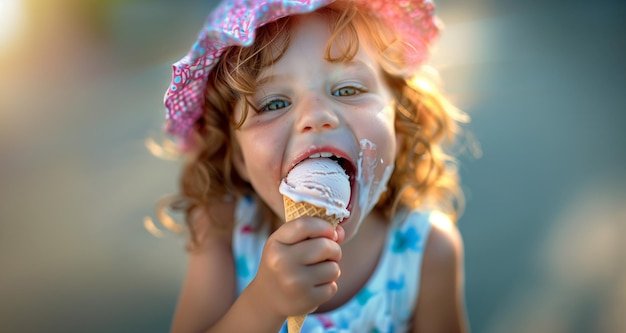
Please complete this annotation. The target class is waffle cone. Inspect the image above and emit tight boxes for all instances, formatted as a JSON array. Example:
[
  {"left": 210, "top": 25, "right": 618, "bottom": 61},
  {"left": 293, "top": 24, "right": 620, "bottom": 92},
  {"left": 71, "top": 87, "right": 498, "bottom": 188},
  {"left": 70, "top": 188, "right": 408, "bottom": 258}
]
[
  {"left": 288, "top": 314, "right": 306, "bottom": 333},
  {"left": 283, "top": 196, "right": 342, "bottom": 227},
  {"left": 282, "top": 196, "right": 341, "bottom": 333}
]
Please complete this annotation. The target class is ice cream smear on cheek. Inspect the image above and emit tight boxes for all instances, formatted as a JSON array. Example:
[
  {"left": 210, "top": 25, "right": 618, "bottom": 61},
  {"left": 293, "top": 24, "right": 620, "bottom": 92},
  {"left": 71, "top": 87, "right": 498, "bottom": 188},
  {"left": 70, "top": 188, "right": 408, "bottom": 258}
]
[
  {"left": 357, "top": 139, "right": 394, "bottom": 217},
  {"left": 279, "top": 158, "right": 351, "bottom": 219}
]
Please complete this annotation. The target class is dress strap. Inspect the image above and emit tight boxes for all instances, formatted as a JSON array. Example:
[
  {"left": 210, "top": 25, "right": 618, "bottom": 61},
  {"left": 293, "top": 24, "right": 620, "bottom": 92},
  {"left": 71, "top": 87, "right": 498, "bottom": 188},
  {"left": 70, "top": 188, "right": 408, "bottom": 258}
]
[{"left": 232, "top": 196, "right": 269, "bottom": 295}]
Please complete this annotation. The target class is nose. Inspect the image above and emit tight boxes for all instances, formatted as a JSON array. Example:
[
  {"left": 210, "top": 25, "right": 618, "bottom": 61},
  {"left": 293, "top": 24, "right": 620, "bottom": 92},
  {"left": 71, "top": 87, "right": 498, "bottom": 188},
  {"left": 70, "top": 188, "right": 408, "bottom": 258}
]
[{"left": 294, "top": 95, "right": 340, "bottom": 133}]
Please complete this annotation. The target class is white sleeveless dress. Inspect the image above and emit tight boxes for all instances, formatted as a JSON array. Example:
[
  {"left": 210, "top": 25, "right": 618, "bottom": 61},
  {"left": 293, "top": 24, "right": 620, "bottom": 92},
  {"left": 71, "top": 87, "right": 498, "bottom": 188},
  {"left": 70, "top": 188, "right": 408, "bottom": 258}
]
[{"left": 232, "top": 196, "right": 433, "bottom": 333}]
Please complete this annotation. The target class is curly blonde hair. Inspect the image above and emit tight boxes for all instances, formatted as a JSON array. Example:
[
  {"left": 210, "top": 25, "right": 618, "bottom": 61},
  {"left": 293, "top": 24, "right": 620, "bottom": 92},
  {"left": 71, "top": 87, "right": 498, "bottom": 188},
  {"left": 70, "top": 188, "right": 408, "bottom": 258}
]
[{"left": 162, "top": 1, "right": 468, "bottom": 249}]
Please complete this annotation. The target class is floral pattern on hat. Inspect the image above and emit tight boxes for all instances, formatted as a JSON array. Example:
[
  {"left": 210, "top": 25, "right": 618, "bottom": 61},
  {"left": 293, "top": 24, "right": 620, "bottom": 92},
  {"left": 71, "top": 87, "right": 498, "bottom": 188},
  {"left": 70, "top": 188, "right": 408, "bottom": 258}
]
[{"left": 164, "top": 0, "right": 440, "bottom": 148}]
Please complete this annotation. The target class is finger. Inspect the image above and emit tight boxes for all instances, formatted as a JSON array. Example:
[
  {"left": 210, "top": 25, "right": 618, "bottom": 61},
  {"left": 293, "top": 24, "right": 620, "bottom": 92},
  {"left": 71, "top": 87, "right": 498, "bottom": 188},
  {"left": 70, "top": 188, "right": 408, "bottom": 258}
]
[
  {"left": 277, "top": 217, "right": 338, "bottom": 245},
  {"left": 311, "top": 281, "right": 338, "bottom": 309},
  {"left": 297, "top": 238, "right": 342, "bottom": 265},
  {"left": 335, "top": 224, "right": 345, "bottom": 244},
  {"left": 309, "top": 261, "right": 341, "bottom": 286}
]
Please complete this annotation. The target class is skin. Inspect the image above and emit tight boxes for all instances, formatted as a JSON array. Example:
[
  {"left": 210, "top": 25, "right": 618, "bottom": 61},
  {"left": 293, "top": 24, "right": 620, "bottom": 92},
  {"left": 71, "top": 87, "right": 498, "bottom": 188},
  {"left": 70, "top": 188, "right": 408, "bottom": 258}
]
[
  {"left": 170, "top": 13, "right": 468, "bottom": 333},
  {"left": 231, "top": 15, "right": 397, "bottom": 241}
]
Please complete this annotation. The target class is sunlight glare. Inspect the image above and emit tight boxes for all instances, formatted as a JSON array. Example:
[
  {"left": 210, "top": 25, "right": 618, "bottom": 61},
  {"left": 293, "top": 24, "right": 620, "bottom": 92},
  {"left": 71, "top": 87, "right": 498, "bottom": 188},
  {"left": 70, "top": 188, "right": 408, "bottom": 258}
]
[
  {"left": 145, "top": 137, "right": 181, "bottom": 161},
  {"left": 143, "top": 216, "right": 164, "bottom": 238},
  {"left": 430, "top": 210, "right": 454, "bottom": 233},
  {"left": 0, "top": 0, "right": 24, "bottom": 50}
]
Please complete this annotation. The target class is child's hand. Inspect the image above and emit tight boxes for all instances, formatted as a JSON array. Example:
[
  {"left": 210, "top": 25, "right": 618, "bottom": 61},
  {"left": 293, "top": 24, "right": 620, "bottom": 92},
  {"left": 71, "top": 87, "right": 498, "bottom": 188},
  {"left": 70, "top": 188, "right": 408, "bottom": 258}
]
[{"left": 252, "top": 217, "right": 344, "bottom": 318}]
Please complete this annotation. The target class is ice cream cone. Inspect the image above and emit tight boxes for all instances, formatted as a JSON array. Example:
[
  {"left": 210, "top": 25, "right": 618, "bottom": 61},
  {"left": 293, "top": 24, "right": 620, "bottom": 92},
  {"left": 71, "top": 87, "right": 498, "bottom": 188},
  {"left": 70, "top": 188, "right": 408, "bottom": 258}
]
[
  {"left": 283, "top": 195, "right": 340, "bottom": 333},
  {"left": 287, "top": 314, "right": 306, "bottom": 333},
  {"left": 283, "top": 196, "right": 342, "bottom": 227}
]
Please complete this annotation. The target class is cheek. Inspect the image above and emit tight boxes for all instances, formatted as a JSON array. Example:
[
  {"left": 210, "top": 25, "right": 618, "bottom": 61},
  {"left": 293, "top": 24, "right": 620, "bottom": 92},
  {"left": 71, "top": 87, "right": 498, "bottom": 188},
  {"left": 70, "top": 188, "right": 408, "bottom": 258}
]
[
  {"left": 379, "top": 111, "right": 397, "bottom": 164},
  {"left": 352, "top": 106, "right": 396, "bottom": 217},
  {"left": 364, "top": 105, "right": 396, "bottom": 168},
  {"left": 238, "top": 132, "right": 280, "bottom": 179},
  {"left": 234, "top": 126, "right": 286, "bottom": 214}
]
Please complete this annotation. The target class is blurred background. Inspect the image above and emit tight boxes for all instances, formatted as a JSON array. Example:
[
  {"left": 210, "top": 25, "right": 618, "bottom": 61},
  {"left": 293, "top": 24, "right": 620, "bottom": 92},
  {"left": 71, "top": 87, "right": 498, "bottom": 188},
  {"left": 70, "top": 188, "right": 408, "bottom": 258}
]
[{"left": 0, "top": 0, "right": 624, "bottom": 332}]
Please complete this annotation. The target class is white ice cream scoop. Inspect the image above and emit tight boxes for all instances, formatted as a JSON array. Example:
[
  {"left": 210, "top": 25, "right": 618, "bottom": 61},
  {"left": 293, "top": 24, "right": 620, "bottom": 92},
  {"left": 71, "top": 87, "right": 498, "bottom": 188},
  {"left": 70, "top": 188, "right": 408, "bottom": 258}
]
[{"left": 279, "top": 158, "right": 351, "bottom": 220}]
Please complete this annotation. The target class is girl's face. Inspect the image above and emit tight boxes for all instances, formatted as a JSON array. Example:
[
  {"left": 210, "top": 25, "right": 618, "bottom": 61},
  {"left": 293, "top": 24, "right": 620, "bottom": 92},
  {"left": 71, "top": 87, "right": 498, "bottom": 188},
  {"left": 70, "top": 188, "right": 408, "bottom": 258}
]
[{"left": 232, "top": 14, "right": 396, "bottom": 241}]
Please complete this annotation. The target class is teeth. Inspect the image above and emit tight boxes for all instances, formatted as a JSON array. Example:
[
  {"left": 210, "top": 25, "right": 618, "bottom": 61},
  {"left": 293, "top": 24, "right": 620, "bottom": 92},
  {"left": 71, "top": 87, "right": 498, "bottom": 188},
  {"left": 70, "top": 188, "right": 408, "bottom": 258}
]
[{"left": 309, "top": 152, "right": 334, "bottom": 158}]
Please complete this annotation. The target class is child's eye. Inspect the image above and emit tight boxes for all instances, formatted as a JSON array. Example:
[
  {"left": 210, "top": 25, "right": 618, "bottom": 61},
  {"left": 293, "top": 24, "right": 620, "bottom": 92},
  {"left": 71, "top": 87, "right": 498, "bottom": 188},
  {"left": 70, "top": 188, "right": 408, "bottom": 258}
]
[
  {"left": 259, "top": 99, "right": 292, "bottom": 112},
  {"left": 332, "top": 85, "right": 367, "bottom": 97}
]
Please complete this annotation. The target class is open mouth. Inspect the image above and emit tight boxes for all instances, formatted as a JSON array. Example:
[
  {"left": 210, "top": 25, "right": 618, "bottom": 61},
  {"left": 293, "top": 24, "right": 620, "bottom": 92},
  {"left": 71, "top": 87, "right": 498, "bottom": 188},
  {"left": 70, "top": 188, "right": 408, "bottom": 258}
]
[
  {"left": 327, "top": 155, "right": 356, "bottom": 220},
  {"left": 288, "top": 150, "right": 357, "bottom": 223}
]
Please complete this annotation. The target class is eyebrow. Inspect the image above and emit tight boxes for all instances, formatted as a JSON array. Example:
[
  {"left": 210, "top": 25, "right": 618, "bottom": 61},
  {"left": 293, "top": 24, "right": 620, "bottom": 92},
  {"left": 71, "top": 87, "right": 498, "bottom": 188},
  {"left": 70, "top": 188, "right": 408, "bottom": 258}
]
[
  {"left": 341, "top": 59, "right": 378, "bottom": 76},
  {"left": 256, "top": 73, "right": 289, "bottom": 87},
  {"left": 255, "top": 59, "right": 378, "bottom": 87}
]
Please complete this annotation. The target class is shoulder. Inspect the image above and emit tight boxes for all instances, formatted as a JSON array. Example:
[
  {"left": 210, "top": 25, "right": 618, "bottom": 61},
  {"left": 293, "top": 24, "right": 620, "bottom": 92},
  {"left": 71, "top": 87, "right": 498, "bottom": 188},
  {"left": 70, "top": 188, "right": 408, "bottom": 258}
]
[
  {"left": 411, "top": 212, "right": 469, "bottom": 332},
  {"left": 188, "top": 199, "right": 237, "bottom": 251},
  {"left": 419, "top": 213, "right": 464, "bottom": 299},
  {"left": 423, "top": 213, "right": 464, "bottom": 270}
]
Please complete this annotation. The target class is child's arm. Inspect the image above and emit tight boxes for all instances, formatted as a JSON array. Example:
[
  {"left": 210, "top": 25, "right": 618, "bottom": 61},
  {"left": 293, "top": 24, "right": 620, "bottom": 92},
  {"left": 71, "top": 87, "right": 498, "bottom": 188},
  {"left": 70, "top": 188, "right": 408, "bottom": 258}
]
[
  {"left": 412, "top": 222, "right": 470, "bottom": 333},
  {"left": 169, "top": 202, "right": 238, "bottom": 333},
  {"left": 170, "top": 203, "right": 342, "bottom": 333}
]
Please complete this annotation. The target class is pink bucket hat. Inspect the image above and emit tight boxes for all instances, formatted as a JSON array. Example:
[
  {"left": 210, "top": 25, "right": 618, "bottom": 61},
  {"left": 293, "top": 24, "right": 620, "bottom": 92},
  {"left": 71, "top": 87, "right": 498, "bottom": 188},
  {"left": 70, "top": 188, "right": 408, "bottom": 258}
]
[{"left": 164, "top": 0, "right": 441, "bottom": 148}]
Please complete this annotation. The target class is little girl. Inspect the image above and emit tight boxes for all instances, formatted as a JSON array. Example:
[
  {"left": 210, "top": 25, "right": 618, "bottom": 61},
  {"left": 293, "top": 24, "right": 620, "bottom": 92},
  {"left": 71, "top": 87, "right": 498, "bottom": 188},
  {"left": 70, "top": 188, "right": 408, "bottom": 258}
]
[{"left": 162, "top": 0, "right": 469, "bottom": 332}]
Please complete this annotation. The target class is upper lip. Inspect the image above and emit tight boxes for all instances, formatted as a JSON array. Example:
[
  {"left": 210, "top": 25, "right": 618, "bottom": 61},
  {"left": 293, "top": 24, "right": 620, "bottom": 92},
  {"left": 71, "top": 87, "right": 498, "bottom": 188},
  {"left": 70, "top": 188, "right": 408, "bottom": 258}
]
[{"left": 286, "top": 146, "right": 354, "bottom": 175}]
